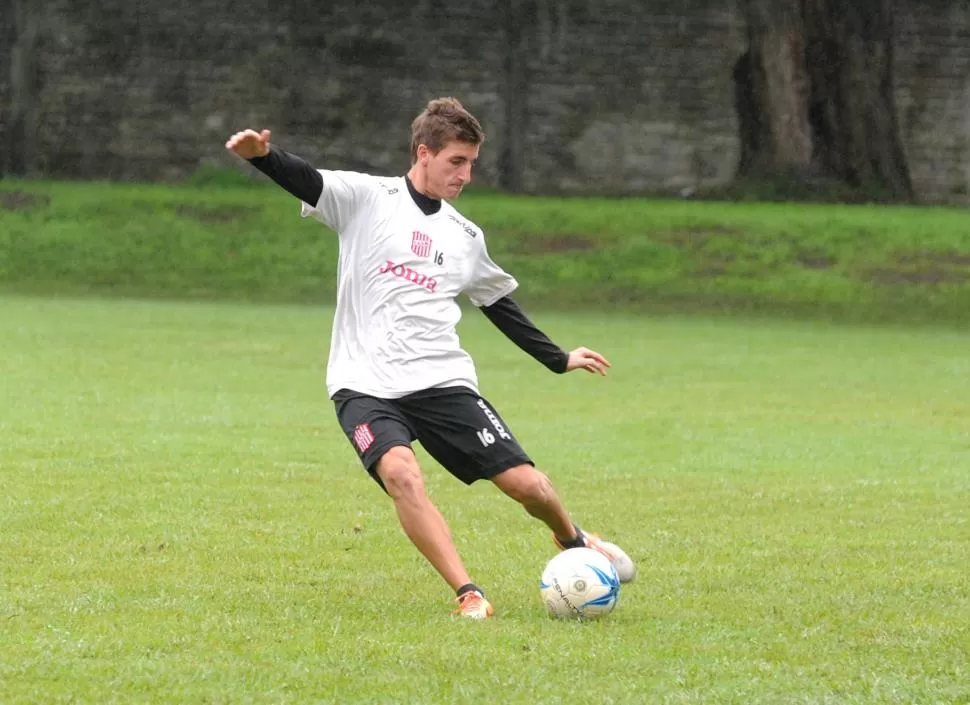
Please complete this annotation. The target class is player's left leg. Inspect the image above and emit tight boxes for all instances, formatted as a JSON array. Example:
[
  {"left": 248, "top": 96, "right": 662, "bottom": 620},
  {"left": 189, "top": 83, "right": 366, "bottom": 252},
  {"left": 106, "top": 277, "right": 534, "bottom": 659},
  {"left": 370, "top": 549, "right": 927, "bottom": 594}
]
[
  {"left": 488, "top": 463, "right": 575, "bottom": 539},
  {"left": 400, "top": 388, "right": 636, "bottom": 582},
  {"left": 492, "top": 464, "right": 637, "bottom": 582}
]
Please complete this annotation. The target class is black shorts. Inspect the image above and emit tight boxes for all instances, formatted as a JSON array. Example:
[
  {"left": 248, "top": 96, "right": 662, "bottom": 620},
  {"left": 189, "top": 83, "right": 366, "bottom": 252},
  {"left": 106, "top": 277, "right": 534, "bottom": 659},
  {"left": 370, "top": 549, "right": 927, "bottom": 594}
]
[{"left": 333, "top": 387, "right": 533, "bottom": 488}]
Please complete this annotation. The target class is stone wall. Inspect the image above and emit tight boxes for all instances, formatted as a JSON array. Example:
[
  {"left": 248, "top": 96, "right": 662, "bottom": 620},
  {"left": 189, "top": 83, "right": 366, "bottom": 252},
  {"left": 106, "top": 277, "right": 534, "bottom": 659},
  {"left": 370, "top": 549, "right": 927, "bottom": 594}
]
[
  {"left": 895, "top": 3, "right": 970, "bottom": 201},
  {"left": 0, "top": 0, "right": 967, "bottom": 201}
]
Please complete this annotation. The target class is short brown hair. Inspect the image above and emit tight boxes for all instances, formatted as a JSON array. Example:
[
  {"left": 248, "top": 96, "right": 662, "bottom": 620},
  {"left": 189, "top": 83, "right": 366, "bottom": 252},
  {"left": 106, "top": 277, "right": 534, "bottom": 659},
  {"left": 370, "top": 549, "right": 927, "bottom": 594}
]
[{"left": 409, "top": 97, "right": 486, "bottom": 164}]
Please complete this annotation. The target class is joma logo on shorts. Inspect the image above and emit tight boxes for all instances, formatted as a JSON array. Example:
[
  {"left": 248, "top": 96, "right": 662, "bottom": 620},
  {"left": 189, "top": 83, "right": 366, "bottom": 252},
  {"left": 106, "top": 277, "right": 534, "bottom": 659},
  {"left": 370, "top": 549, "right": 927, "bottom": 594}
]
[
  {"left": 477, "top": 399, "right": 512, "bottom": 442},
  {"left": 378, "top": 260, "right": 438, "bottom": 293}
]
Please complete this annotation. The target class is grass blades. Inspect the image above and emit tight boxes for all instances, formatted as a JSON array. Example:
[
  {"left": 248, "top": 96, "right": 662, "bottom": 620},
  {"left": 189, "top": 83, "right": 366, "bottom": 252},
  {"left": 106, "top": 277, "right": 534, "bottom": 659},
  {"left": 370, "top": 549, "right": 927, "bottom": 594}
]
[{"left": 2, "top": 296, "right": 968, "bottom": 703}]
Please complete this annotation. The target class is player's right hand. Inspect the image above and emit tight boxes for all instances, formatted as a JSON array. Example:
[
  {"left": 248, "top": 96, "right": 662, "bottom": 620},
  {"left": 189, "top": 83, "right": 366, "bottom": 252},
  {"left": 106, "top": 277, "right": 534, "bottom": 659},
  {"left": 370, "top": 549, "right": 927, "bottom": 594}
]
[{"left": 225, "top": 129, "right": 271, "bottom": 159}]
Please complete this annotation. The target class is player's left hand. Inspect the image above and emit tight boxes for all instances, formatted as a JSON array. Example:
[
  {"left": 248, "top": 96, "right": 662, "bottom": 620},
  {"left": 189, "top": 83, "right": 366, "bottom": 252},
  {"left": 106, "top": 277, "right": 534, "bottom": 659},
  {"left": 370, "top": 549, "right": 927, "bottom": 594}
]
[{"left": 565, "top": 347, "right": 611, "bottom": 376}]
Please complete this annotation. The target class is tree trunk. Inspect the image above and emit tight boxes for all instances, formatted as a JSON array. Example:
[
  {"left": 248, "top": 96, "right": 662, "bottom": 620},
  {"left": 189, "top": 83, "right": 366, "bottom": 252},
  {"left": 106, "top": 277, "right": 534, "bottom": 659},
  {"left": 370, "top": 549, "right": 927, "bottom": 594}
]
[
  {"left": 736, "top": 0, "right": 813, "bottom": 177},
  {"left": 803, "top": 0, "right": 912, "bottom": 197},
  {"left": 735, "top": 0, "right": 913, "bottom": 200},
  {"left": 499, "top": 0, "right": 535, "bottom": 193},
  {"left": 7, "top": 0, "right": 40, "bottom": 177}
]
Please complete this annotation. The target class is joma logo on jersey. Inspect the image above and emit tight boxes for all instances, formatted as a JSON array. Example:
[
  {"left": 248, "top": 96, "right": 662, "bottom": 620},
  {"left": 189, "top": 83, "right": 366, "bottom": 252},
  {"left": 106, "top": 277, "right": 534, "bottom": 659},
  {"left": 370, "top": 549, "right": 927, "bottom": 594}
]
[{"left": 379, "top": 260, "right": 438, "bottom": 293}]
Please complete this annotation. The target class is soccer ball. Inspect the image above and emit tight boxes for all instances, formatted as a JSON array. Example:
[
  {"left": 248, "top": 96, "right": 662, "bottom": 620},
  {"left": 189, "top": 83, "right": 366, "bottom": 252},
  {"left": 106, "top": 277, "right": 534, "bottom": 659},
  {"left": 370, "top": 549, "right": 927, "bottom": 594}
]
[{"left": 540, "top": 547, "right": 620, "bottom": 619}]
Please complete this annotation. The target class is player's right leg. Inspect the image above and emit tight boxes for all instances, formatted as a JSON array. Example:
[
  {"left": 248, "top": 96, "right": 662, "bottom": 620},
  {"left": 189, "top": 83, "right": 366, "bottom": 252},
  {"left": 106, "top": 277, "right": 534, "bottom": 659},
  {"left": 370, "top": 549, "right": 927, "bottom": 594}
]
[
  {"left": 375, "top": 448, "right": 494, "bottom": 619},
  {"left": 333, "top": 390, "right": 493, "bottom": 619},
  {"left": 374, "top": 448, "right": 475, "bottom": 592}
]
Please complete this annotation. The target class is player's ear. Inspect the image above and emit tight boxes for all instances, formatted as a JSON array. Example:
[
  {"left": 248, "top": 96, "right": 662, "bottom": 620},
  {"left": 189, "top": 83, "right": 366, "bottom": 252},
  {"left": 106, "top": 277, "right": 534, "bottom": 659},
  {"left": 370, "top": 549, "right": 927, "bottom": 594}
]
[{"left": 416, "top": 144, "right": 433, "bottom": 165}]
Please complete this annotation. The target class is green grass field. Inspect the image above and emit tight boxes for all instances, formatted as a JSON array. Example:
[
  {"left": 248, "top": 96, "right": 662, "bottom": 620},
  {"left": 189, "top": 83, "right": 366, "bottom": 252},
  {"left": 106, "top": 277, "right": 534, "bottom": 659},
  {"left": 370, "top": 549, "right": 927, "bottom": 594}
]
[{"left": 2, "top": 295, "right": 968, "bottom": 704}]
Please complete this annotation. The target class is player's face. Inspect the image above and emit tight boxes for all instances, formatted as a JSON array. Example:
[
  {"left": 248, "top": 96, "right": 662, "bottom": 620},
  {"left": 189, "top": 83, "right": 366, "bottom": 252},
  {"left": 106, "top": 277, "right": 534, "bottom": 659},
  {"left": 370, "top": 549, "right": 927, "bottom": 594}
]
[{"left": 419, "top": 141, "right": 480, "bottom": 200}]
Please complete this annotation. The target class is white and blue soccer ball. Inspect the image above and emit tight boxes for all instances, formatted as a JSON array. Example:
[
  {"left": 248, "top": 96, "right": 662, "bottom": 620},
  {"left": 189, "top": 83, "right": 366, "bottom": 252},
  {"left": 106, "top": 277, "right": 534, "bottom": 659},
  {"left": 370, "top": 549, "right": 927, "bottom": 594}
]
[{"left": 540, "top": 547, "right": 620, "bottom": 619}]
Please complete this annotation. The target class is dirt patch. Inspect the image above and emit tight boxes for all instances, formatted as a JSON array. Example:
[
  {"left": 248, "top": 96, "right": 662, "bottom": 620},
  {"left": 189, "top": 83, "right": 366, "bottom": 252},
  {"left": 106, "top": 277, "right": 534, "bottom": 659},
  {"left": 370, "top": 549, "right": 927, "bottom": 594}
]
[
  {"left": 865, "top": 250, "right": 970, "bottom": 286},
  {"left": 651, "top": 226, "right": 746, "bottom": 249},
  {"left": 660, "top": 228, "right": 845, "bottom": 273},
  {"left": 896, "top": 251, "right": 970, "bottom": 267},
  {"left": 692, "top": 264, "right": 730, "bottom": 278},
  {"left": 174, "top": 204, "right": 258, "bottom": 224},
  {"left": 0, "top": 191, "right": 51, "bottom": 211},
  {"left": 867, "top": 268, "right": 968, "bottom": 285},
  {"left": 795, "top": 251, "right": 836, "bottom": 269},
  {"left": 511, "top": 234, "right": 599, "bottom": 254}
]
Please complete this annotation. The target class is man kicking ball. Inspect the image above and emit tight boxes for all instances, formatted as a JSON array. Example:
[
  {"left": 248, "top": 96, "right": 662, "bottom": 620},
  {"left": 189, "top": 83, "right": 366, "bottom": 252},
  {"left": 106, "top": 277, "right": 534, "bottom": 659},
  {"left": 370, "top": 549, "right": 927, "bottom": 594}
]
[{"left": 226, "top": 97, "right": 635, "bottom": 619}]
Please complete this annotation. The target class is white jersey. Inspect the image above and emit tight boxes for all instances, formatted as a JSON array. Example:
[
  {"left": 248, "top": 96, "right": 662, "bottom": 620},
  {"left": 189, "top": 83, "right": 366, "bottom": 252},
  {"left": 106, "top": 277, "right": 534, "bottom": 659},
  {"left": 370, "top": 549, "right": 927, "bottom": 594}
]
[{"left": 301, "top": 171, "right": 518, "bottom": 399}]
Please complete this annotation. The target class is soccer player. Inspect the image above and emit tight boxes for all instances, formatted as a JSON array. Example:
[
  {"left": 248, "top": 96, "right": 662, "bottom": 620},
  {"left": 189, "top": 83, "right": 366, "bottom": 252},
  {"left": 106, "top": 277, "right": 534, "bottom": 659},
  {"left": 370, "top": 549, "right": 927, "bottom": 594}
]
[{"left": 225, "top": 98, "right": 635, "bottom": 619}]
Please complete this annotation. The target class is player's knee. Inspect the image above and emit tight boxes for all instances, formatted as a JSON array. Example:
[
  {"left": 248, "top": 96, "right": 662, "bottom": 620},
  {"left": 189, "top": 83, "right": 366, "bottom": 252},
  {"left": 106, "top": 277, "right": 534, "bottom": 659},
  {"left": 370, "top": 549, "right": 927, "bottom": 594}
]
[
  {"left": 383, "top": 467, "right": 426, "bottom": 501},
  {"left": 376, "top": 447, "right": 425, "bottom": 499},
  {"left": 502, "top": 466, "right": 554, "bottom": 506}
]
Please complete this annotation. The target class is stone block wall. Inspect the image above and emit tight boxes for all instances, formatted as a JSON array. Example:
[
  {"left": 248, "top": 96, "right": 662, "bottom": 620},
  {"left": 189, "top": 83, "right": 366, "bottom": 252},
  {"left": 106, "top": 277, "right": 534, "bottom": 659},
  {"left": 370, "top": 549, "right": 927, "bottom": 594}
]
[{"left": 0, "top": 0, "right": 967, "bottom": 201}]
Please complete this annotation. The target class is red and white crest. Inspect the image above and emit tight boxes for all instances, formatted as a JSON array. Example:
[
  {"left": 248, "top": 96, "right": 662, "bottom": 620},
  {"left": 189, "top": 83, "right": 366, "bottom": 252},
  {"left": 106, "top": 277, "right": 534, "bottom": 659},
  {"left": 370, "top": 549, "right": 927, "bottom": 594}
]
[
  {"left": 352, "top": 423, "right": 375, "bottom": 453},
  {"left": 411, "top": 230, "right": 433, "bottom": 258}
]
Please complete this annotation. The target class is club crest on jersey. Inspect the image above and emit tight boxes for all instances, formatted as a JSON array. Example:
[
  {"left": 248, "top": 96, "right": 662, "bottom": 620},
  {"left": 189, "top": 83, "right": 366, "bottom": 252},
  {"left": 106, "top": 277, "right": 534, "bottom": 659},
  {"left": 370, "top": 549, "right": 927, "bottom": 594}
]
[{"left": 411, "top": 230, "right": 433, "bottom": 258}]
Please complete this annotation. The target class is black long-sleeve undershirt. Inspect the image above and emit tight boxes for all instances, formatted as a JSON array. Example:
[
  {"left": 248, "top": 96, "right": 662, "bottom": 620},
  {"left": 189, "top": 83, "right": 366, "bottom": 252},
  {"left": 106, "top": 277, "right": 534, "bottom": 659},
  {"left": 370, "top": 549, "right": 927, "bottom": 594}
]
[
  {"left": 247, "top": 145, "right": 567, "bottom": 372},
  {"left": 248, "top": 146, "right": 323, "bottom": 206},
  {"left": 480, "top": 297, "right": 569, "bottom": 374}
]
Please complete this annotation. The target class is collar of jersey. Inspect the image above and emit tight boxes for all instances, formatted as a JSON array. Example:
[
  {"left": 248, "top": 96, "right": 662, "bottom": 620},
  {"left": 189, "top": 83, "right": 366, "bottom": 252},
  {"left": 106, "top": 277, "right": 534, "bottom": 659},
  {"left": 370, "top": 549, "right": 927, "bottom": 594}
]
[{"left": 405, "top": 175, "right": 442, "bottom": 216}]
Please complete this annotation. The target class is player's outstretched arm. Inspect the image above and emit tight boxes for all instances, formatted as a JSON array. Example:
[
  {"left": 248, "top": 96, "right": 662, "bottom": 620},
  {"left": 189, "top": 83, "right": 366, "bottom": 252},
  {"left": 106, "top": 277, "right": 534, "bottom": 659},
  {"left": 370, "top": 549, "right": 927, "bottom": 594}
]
[
  {"left": 480, "top": 296, "right": 569, "bottom": 372},
  {"left": 480, "top": 296, "right": 611, "bottom": 376},
  {"left": 225, "top": 128, "right": 323, "bottom": 206}
]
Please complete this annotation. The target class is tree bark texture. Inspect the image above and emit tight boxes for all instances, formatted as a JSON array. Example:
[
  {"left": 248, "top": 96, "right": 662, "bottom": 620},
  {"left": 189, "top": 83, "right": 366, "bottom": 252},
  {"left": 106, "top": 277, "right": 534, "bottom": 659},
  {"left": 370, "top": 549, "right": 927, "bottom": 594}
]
[
  {"left": 803, "top": 0, "right": 912, "bottom": 196},
  {"left": 736, "top": 0, "right": 913, "bottom": 199},
  {"left": 7, "top": 0, "right": 40, "bottom": 176},
  {"left": 740, "top": 0, "right": 813, "bottom": 174},
  {"left": 500, "top": 0, "right": 536, "bottom": 193}
]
